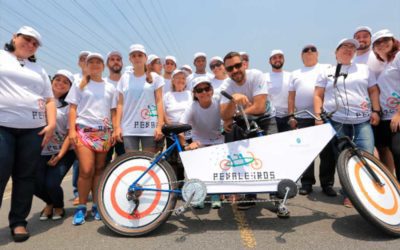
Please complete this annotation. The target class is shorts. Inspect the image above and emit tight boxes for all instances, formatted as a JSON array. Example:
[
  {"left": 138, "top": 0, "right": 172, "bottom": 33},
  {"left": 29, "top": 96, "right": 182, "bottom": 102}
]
[{"left": 123, "top": 136, "right": 164, "bottom": 151}]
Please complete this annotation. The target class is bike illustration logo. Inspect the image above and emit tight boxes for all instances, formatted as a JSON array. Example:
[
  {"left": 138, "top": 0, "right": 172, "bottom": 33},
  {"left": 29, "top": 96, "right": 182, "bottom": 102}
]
[
  {"left": 386, "top": 92, "right": 400, "bottom": 109},
  {"left": 219, "top": 151, "right": 262, "bottom": 171},
  {"left": 141, "top": 104, "right": 158, "bottom": 120}
]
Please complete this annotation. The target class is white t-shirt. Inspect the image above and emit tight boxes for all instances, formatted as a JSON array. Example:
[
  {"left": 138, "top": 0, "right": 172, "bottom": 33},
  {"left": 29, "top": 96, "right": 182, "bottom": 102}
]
[
  {"left": 289, "top": 63, "right": 329, "bottom": 118},
  {"left": 220, "top": 69, "right": 268, "bottom": 111},
  {"left": 265, "top": 71, "right": 291, "bottom": 118},
  {"left": 0, "top": 50, "right": 53, "bottom": 129},
  {"left": 180, "top": 96, "right": 224, "bottom": 145},
  {"left": 66, "top": 80, "right": 117, "bottom": 129},
  {"left": 163, "top": 90, "right": 192, "bottom": 123},
  {"left": 162, "top": 78, "right": 172, "bottom": 93},
  {"left": 42, "top": 100, "right": 70, "bottom": 155},
  {"left": 353, "top": 49, "right": 385, "bottom": 78},
  {"left": 376, "top": 51, "right": 400, "bottom": 120},
  {"left": 316, "top": 64, "right": 377, "bottom": 124},
  {"left": 105, "top": 77, "right": 119, "bottom": 86},
  {"left": 117, "top": 72, "right": 165, "bottom": 136},
  {"left": 187, "top": 72, "right": 214, "bottom": 90}
]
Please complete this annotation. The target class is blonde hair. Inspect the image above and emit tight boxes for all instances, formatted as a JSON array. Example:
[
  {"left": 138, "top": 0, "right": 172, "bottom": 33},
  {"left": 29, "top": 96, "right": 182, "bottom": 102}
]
[{"left": 79, "top": 75, "right": 91, "bottom": 90}]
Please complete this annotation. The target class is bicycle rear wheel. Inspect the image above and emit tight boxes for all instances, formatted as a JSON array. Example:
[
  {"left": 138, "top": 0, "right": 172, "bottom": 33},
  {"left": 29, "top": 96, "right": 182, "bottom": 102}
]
[
  {"left": 337, "top": 148, "right": 400, "bottom": 237},
  {"left": 97, "top": 151, "right": 177, "bottom": 236}
]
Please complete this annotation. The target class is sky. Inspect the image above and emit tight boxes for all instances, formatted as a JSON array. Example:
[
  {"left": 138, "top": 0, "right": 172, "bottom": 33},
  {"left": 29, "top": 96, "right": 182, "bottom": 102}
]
[{"left": 1, "top": 0, "right": 399, "bottom": 75}]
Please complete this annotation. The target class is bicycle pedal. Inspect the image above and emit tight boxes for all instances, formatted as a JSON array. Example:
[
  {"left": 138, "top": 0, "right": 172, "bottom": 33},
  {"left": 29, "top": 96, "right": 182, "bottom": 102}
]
[{"left": 175, "top": 206, "right": 186, "bottom": 216}]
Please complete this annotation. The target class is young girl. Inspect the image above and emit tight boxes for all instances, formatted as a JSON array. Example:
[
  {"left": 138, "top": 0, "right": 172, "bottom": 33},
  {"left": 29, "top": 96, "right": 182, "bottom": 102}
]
[
  {"left": 114, "top": 44, "right": 165, "bottom": 153},
  {"left": 66, "top": 53, "right": 117, "bottom": 225},
  {"left": 35, "top": 70, "right": 76, "bottom": 221},
  {"left": 179, "top": 76, "right": 224, "bottom": 208}
]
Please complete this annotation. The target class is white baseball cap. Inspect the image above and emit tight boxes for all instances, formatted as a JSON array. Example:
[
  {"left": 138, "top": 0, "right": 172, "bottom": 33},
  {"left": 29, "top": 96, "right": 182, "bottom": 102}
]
[
  {"left": 86, "top": 52, "right": 104, "bottom": 63},
  {"left": 79, "top": 51, "right": 90, "bottom": 58},
  {"left": 209, "top": 56, "right": 223, "bottom": 64},
  {"left": 302, "top": 44, "right": 317, "bottom": 51},
  {"left": 54, "top": 69, "right": 74, "bottom": 84},
  {"left": 193, "top": 52, "right": 206, "bottom": 61},
  {"left": 354, "top": 26, "right": 372, "bottom": 36},
  {"left": 336, "top": 38, "right": 360, "bottom": 50},
  {"left": 129, "top": 44, "right": 146, "bottom": 55},
  {"left": 180, "top": 64, "right": 192, "bottom": 72},
  {"left": 171, "top": 69, "right": 187, "bottom": 78},
  {"left": 270, "top": 49, "right": 284, "bottom": 58},
  {"left": 164, "top": 55, "right": 177, "bottom": 65},
  {"left": 147, "top": 54, "right": 160, "bottom": 64},
  {"left": 107, "top": 50, "right": 122, "bottom": 59},
  {"left": 372, "top": 29, "right": 394, "bottom": 45},
  {"left": 239, "top": 51, "right": 248, "bottom": 56},
  {"left": 192, "top": 76, "right": 212, "bottom": 90},
  {"left": 16, "top": 26, "right": 42, "bottom": 46}
]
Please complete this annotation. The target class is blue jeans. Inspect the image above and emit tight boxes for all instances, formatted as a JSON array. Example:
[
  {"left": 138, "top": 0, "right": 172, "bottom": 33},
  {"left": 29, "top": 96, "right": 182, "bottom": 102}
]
[
  {"left": 35, "top": 150, "right": 76, "bottom": 208},
  {"left": 330, "top": 120, "right": 375, "bottom": 154},
  {"left": 0, "top": 126, "right": 43, "bottom": 229}
]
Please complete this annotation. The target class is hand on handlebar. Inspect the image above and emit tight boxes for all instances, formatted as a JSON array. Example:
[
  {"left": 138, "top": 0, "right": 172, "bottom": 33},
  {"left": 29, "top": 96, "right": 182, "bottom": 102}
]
[
  {"left": 288, "top": 117, "right": 297, "bottom": 129},
  {"left": 231, "top": 93, "right": 251, "bottom": 107}
]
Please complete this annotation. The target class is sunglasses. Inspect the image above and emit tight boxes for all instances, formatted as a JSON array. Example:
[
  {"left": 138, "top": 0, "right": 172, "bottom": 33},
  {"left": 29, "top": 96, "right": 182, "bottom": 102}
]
[
  {"left": 225, "top": 62, "right": 243, "bottom": 72},
  {"left": 210, "top": 61, "right": 223, "bottom": 70},
  {"left": 302, "top": 47, "right": 317, "bottom": 53},
  {"left": 194, "top": 86, "right": 212, "bottom": 94}
]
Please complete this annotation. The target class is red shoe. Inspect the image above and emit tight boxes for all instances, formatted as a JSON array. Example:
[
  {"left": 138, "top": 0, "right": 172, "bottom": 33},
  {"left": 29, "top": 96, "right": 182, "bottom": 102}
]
[{"left": 343, "top": 197, "right": 353, "bottom": 208}]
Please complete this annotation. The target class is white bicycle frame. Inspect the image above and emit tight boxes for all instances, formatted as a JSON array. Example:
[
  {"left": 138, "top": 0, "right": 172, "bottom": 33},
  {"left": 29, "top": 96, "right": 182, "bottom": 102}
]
[{"left": 179, "top": 123, "right": 336, "bottom": 194}]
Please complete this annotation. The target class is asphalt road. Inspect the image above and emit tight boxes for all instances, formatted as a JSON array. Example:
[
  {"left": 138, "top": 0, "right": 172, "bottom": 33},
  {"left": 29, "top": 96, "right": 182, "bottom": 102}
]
[{"left": 1, "top": 171, "right": 400, "bottom": 249}]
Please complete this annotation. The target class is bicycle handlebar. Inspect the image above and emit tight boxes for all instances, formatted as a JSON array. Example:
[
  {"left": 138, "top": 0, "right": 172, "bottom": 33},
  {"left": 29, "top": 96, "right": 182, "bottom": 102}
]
[{"left": 221, "top": 91, "right": 251, "bottom": 131}]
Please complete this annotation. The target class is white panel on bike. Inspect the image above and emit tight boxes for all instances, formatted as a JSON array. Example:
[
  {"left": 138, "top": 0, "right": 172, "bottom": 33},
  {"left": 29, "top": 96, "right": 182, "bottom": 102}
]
[
  {"left": 346, "top": 157, "right": 400, "bottom": 225},
  {"left": 180, "top": 123, "right": 336, "bottom": 194}
]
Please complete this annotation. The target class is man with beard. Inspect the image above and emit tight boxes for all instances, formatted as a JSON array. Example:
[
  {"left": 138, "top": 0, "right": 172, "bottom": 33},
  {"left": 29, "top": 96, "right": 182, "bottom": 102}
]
[
  {"left": 353, "top": 26, "right": 384, "bottom": 77},
  {"left": 220, "top": 51, "right": 278, "bottom": 210},
  {"left": 265, "top": 50, "right": 291, "bottom": 132},
  {"left": 105, "top": 51, "right": 125, "bottom": 162},
  {"left": 106, "top": 51, "right": 123, "bottom": 85},
  {"left": 162, "top": 55, "right": 177, "bottom": 93},
  {"left": 288, "top": 45, "right": 336, "bottom": 197}
]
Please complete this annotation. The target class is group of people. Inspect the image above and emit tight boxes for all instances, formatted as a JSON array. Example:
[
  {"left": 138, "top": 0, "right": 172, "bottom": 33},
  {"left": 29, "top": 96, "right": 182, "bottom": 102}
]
[{"left": 0, "top": 25, "right": 399, "bottom": 242}]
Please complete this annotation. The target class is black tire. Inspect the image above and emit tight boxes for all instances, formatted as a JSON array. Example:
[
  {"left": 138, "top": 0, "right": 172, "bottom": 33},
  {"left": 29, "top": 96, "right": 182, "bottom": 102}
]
[
  {"left": 337, "top": 148, "right": 400, "bottom": 237},
  {"left": 97, "top": 151, "right": 177, "bottom": 236}
]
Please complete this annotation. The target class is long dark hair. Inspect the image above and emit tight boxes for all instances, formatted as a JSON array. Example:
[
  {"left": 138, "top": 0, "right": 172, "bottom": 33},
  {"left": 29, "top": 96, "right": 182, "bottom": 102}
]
[
  {"left": 52, "top": 75, "right": 72, "bottom": 108},
  {"left": 4, "top": 37, "right": 36, "bottom": 62},
  {"left": 373, "top": 38, "right": 400, "bottom": 62}
]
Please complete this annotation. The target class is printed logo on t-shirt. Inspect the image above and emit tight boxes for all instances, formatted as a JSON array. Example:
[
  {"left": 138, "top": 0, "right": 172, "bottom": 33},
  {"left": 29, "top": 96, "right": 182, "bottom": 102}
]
[
  {"left": 386, "top": 92, "right": 400, "bottom": 109},
  {"left": 356, "top": 97, "right": 371, "bottom": 118},
  {"left": 32, "top": 99, "right": 46, "bottom": 120},
  {"left": 140, "top": 104, "right": 158, "bottom": 120}
]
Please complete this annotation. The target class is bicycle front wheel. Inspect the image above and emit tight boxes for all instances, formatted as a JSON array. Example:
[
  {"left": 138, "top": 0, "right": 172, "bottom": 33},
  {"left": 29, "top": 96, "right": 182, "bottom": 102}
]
[
  {"left": 97, "top": 151, "right": 178, "bottom": 236},
  {"left": 337, "top": 148, "right": 400, "bottom": 237}
]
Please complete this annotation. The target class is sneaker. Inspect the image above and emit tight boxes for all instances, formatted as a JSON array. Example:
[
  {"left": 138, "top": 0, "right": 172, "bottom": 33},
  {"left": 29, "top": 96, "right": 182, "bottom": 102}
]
[
  {"left": 72, "top": 205, "right": 87, "bottom": 225},
  {"left": 91, "top": 205, "right": 101, "bottom": 221},
  {"left": 343, "top": 197, "right": 353, "bottom": 208},
  {"left": 211, "top": 195, "right": 221, "bottom": 209},
  {"left": 39, "top": 208, "right": 52, "bottom": 221},
  {"left": 52, "top": 208, "right": 65, "bottom": 221}
]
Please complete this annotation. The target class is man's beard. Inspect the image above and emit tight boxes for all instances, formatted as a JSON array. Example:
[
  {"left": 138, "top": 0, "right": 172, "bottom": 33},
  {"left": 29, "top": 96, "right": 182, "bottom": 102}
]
[
  {"left": 110, "top": 65, "right": 122, "bottom": 74},
  {"left": 271, "top": 62, "right": 283, "bottom": 70}
]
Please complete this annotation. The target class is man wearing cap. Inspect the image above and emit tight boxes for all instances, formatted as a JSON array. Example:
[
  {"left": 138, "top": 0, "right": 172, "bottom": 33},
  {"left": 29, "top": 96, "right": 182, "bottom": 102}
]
[
  {"left": 187, "top": 52, "right": 213, "bottom": 89},
  {"left": 353, "top": 26, "right": 385, "bottom": 77},
  {"left": 220, "top": 51, "right": 278, "bottom": 210},
  {"left": 265, "top": 50, "right": 292, "bottom": 132},
  {"left": 163, "top": 55, "right": 177, "bottom": 93},
  {"left": 73, "top": 51, "right": 90, "bottom": 84},
  {"left": 239, "top": 52, "right": 249, "bottom": 69},
  {"left": 288, "top": 44, "right": 337, "bottom": 196},
  {"left": 105, "top": 51, "right": 125, "bottom": 163}
]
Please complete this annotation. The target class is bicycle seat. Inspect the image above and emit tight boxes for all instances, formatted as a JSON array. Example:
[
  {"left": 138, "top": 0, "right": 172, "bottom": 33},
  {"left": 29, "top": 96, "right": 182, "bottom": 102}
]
[{"left": 162, "top": 124, "right": 192, "bottom": 135}]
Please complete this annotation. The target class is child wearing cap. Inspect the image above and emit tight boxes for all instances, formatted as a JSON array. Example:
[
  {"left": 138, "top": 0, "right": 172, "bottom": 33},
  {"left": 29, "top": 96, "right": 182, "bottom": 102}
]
[
  {"left": 66, "top": 52, "right": 117, "bottom": 225},
  {"left": 0, "top": 26, "right": 56, "bottom": 242},
  {"left": 35, "top": 70, "right": 76, "bottom": 222},
  {"left": 179, "top": 76, "right": 224, "bottom": 209},
  {"left": 113, "top": 44, "right": 165, "bottom": 153}
]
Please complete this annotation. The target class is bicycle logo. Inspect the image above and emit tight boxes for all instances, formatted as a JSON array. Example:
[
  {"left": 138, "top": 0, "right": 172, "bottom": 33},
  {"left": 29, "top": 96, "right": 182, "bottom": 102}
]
[
  {"left": 219, "top": 151, "right": 262, "bottom": 171},
  {"left": 386, "top": 92, "right": 400, "bottom": 109},
  {"left": 141, "top": 105, "right": 158, "bottom": 120}
]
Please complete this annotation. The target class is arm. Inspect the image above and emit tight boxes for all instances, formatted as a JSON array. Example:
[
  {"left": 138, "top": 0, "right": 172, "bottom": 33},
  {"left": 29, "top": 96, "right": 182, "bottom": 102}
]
[
  {"left": 47, "top": 134, "right": 71, "bottom": 167},
  {"left": 113, "top": 93, "right": 124, "bottom": 142},
  {"left": 68, "top": 104, "right": 78, "bottom": 146},
  {"left": 288, "top": 91, "right": 297, "bottom": 129},
  {"left": 154, "top": 87, "right": 165, "bottom": 141},
  {"left": 243, "top": 94, "right": 266, "bottom": 115},
  {"left": 368, "top": 85, "right": 381, "bottom": 126},
  {"left": 39, "top": 97, "right": 57, "bottom": 147},
  {"left": 314, "top": 87, "right": 325, "bottom": 125}
]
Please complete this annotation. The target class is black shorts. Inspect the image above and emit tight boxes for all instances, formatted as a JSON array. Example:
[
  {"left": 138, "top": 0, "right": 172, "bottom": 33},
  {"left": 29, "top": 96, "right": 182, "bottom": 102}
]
[{"left": 373, "top": 120, "right": 392, "bottom": 147}]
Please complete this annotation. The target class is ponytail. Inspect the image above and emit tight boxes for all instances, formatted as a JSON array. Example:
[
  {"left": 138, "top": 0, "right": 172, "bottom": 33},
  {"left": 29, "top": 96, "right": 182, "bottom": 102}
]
[{"left": 79, "top": 75, "right": 91, "bottom": 90}]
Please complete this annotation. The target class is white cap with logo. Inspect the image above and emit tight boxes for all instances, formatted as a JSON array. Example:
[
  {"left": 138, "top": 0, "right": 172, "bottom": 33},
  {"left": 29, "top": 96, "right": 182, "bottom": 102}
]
[{"left": 16, "top": 26, "right": 42, "bottom": 46}]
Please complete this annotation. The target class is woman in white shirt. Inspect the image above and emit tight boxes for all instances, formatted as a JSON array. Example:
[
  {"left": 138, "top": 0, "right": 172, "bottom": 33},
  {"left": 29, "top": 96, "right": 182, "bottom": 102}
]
[
  {"left": 372, "top": 29, "right": 400, "bottom": 181},
  {"left": 163, "top": 69, "right": 191, "bottom": 181},
  {"left": 114, "top": 44, "right": 165, "bottom": 153},
  {"left": 35, "top": 70, "right": 76, "bottom": 221},
  {"left": 0, "top": 26, "right": 56, "bottom": 242},
  {"left": 180, "top": 76, "right": 224, "bottom": 209},
  {"left": 67, "top": 53, "right": 117, "bottom": 225}
]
